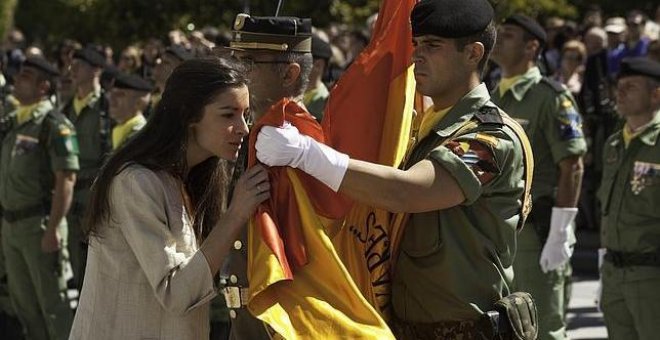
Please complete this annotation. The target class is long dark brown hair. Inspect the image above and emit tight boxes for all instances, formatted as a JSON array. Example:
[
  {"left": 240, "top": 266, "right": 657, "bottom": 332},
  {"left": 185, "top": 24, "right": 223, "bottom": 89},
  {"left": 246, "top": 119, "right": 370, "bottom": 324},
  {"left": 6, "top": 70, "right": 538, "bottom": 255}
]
[{"left": 84, "top": 57, "right": 248, "bottom": 241}]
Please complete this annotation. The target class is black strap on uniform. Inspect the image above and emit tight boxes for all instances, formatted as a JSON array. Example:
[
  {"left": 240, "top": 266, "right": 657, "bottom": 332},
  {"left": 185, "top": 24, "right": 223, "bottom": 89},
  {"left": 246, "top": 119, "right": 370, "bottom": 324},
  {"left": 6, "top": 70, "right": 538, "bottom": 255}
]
[
  {"left": 97, "top": 91, "right": 112, "bottom": 159},
  {"left": 605, "top": 249, "right": 660, "bottom": 268}
]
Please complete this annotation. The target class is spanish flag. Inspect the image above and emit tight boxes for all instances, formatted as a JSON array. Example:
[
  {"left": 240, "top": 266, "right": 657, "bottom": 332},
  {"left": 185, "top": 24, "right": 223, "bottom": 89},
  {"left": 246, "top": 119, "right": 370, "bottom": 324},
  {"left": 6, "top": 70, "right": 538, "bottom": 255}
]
[
  {"left": 323, "top": 0, "right": 418, "bottom": 319},
  {"left": 247, "top": 99, "right": 392, "bottom": 339},
  {"left": 246, "top": 0, "right": 418, "bottom": 336}
]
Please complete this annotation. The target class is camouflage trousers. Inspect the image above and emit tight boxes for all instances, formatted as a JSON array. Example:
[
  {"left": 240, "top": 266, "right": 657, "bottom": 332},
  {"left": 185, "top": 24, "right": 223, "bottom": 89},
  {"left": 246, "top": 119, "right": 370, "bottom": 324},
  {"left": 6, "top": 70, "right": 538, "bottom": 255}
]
[{"left": 392, "top": 318, "right": 490, "bottom": 340}]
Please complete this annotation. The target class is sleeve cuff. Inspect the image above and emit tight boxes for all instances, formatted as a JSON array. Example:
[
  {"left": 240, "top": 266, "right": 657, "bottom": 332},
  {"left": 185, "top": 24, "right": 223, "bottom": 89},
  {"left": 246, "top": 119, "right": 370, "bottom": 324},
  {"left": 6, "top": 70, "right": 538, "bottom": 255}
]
[
  {"left": 428, "top": 147, "right": 482, "bottom": 205},
  {"left": 184, "top": 251, "right": 217, "bottom": 313}
]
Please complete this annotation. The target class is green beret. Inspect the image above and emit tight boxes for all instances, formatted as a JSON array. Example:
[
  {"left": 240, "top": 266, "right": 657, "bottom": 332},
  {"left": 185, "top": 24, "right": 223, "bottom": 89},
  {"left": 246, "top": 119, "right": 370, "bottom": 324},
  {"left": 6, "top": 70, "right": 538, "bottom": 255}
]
[
  {"left": 114, "top": 72, "right": 154, "bottom": 93},
  {"left": 503, "top": 14, "right": 547, "bottom": 45},
  {"left": 164, "top": 45, "right": 192, "bottom": 62},
  {"left": 23, "top": 57, "right": 59, "bottom": 77},
  {"left": 230, "top": 13, "right": 312, "bottom": 53},
  {"left": 311, "top": 35, "right": 332, "bottom": 60},
  {"left": 73, "top": 47, "right": 107, "bottom": 68},
  {"left": 619, "top": 57, "right": 660, "bottom": 82},
  {"left": 411, "top": 0, "right": 494, "bottom": 38}
]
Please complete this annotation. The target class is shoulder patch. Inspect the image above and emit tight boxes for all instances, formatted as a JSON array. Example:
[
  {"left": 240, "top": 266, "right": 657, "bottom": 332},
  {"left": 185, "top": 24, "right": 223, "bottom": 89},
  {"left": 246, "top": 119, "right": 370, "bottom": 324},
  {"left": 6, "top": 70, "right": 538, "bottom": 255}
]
[
  {"left": 557, "top": 102, "right": 584, "bottom": 140},
  {"left": 474, "top": 106, "right": 503, "bottom": 125},
  {"left": 540, "top": 77, "right": 566, "bottom": 93}
]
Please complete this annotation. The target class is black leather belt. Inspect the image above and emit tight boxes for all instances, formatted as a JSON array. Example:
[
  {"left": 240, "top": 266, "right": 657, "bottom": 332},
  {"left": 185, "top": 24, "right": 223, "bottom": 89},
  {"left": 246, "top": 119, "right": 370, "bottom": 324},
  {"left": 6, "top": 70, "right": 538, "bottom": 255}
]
[
  {"left": 605, "top": 249, "right": 660, "bottom": 267},
  {"left": 1, "top": 204, "right": 48, "bottom": 223}
]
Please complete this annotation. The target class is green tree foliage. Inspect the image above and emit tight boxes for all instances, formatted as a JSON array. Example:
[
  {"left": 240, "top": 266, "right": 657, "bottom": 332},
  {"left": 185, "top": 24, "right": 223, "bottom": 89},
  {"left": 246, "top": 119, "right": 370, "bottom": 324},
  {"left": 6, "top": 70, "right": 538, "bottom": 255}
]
[
  {"left": 9, "top": 0, "right": 660, "bottom": 50},
  {"left": 0, "top": 0, "right": 17, "bottom": 40}
]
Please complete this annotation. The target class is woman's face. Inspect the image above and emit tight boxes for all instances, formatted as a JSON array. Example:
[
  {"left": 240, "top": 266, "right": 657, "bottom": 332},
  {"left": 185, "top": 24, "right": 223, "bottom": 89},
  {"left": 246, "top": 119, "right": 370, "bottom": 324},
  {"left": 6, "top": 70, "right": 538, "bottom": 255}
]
[{"left": 189, "top": 85, "right": 250, "bottom": 162}]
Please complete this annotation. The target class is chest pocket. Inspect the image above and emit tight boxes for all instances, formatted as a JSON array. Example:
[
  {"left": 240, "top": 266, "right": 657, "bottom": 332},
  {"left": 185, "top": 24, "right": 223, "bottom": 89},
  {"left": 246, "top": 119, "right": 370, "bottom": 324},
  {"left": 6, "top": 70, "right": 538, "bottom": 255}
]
[{"left": 400, "top": 211, "right": 442, "bottom": 259}]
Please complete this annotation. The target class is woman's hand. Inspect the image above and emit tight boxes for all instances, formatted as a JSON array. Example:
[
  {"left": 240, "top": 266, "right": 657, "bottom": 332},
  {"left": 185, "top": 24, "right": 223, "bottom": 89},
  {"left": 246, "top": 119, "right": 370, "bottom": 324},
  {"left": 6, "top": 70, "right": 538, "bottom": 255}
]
[{"left": 227, "top": 165, "right": 270, "bottom": 222}]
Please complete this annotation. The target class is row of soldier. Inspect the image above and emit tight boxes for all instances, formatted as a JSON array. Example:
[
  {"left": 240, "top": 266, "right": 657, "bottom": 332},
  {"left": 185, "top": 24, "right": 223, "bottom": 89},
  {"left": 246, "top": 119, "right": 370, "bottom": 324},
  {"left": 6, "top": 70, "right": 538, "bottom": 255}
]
[{"left": 0, "top": 0, "right": 658, "bottom": 339}]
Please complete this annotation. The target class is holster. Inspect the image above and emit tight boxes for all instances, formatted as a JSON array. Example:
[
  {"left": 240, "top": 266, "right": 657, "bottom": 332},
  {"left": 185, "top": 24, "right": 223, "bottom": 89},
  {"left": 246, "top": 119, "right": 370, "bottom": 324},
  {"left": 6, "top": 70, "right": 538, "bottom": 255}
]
[
  {"left": 482, "top": 292, "right": 538, "bottom": 340},
  {"left": 528, "top": 196, "right": 554, "bottom": 244}
]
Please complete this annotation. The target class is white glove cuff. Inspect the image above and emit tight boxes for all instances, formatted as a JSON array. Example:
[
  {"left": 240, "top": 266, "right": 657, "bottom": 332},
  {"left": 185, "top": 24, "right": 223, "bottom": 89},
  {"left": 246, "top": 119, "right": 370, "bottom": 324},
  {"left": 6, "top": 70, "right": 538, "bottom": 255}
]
[{"left": 309, "top": 142, "right": 349, "bottom": 192}]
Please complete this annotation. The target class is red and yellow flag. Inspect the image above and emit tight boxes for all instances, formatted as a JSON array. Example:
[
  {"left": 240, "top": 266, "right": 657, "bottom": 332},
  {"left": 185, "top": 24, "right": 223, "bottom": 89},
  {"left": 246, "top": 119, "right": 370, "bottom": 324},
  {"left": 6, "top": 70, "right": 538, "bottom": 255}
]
[
  {"left": 323, "top": 0, "right": 418, "bottom": 319},
  {"left": 247, "top": 99, "right": 393, "bottom": 339}
]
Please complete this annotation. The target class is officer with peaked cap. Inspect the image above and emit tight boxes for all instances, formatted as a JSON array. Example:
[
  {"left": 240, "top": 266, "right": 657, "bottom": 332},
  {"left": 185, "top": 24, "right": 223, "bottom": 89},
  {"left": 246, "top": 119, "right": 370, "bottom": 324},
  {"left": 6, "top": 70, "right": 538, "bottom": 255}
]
[
  {"left": 61, "top": 46, "right": 111, "bottom": 291},
  {"left": 109, "top": 72, "right": 152, "bottom": 149},
  {"left": 1, "top": 56, "right": 79, "bottom": 338},
  {"left": 598, "top": 57, "right": 660, "bottom": 340},
  {"left": 254, "top": 0, "right": 537, "bottom": 338},
  {"left": 490, "top": 14, "right": 587, "bottom": 340},
  {"left": 221, "top": 13, "right": 314, "bottom": 340}
]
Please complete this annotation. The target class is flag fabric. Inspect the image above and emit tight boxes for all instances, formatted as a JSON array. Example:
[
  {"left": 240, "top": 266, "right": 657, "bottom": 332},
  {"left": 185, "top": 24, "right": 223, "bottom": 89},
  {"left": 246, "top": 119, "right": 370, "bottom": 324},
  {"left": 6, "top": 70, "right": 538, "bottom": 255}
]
[
  {"left": 322, "top": 0, "right": 419, "bottom": 319},
  {"left": 246, "top": 99, "right": 393, "bottom": 339}
]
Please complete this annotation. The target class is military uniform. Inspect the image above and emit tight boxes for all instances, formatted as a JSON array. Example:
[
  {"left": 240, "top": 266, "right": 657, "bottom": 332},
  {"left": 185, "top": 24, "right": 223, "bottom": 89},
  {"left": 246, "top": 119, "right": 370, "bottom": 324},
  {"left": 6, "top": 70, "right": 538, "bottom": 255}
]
[
  {"left": 492, "top": 65, "right": 587, "bottom": 340},
  {"left": 598, "top": 58, "right": 660, "bottom": 340},
  {"left": 0, "top": 98, "right": 79, "bottom": 339},
  {"left": 110, "top": 72, "right": 152, "bottom": 150},
  {"left": 61, "top": 48, "right": 111, "bottom": 289},
  {"left": 222, "top": 13, "right": 317, "bottom": 340},
  {"left": 62, "top": 89, "right": 110, "bottom": 289},
  {"left": 392, "top": 83, "right": 531, "bottom": 338}
]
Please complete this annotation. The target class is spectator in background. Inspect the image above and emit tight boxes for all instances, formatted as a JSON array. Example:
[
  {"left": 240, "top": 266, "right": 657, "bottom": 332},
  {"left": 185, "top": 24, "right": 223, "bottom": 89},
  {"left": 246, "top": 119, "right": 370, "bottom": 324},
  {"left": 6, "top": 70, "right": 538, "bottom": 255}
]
[
  {"left": 117, "top": 45, "right": 142, "bottom": 74},
  {"left": 649, "top": 39, "right": 660, "bottom": 62},
  {"left": 582, "top": 5, "right": 604, "bottom": 31},
  {"left": 556, "top": 40, "right": 587, "bottom": 97},
  {"left": 140, "top": 38, "right": 163, "bottom": 80},
  {"left": 303, "top": 35, "right": 332, "bottom": 122},
  {"left": 578, "top": 27, "right": 618, "bottom": 232},
  {"left": 3, "top": 29, "right": 26, "bottom": 84},
  {"left": 608, "top": 10, "right": 652, "bottom": 76},
  {"left": 544, "top": 17, "right": 566, "bottom": 72}
]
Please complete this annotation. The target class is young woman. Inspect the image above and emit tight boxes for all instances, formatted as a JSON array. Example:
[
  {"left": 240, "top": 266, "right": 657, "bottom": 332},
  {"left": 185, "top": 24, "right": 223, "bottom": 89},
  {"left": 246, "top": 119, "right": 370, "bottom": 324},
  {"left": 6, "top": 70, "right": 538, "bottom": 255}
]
[{"left": 70, "top": 57, "right": 269, "bottom": 339}]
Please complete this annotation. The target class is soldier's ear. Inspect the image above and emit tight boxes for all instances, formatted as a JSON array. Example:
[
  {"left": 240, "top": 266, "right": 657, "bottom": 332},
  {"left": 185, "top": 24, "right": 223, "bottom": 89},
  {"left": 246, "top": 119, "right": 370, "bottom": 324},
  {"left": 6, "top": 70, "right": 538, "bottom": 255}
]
[
  {"left": 464, "top": 42, "right": 485, "bottom": 70},
  {"left": 281, "top": 62, "right": 301, "bottom": 89}
]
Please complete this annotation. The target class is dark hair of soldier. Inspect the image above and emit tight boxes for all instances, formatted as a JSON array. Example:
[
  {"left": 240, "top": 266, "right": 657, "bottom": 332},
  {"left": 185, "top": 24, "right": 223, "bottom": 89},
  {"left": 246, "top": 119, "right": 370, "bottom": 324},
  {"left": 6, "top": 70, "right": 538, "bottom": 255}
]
[
  {"left": 454, "top": 21, "right": 497, "bottom": 75},
  {"left": 84, "top": 57, "right": 249, "bottom": 241}
]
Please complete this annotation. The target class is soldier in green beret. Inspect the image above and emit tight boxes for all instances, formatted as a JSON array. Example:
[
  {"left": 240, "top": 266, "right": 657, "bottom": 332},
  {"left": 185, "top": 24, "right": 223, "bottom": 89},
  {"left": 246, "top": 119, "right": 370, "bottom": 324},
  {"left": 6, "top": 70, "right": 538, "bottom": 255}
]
[
  {"left": 109, "top": 72, "right": 153, "bottom": 150},
  {"left": 61, "top": 46, "right": 111, "bottom": 291},
  {"left": 490, "top": 14, "right": 587, "bottom": 340},
  {"left": 598, "top": 57, "right": 660, "bottom": 340},
  {"left": 1, "top": 57, "right": 79, "bottom": 339},
  {"left": 255, "top": 0, "right": 537, "bottom": 338}
]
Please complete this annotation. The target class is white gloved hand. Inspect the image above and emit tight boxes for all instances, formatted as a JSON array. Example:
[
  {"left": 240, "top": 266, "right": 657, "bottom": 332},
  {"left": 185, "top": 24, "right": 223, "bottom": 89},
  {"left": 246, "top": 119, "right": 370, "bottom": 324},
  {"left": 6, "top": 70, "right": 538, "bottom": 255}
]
[
  {"left": 256, "top": 124, "right": 349, "bottom": 192},
  {"left": 539, "top": 207, "right": 578, "bottom": 273}
]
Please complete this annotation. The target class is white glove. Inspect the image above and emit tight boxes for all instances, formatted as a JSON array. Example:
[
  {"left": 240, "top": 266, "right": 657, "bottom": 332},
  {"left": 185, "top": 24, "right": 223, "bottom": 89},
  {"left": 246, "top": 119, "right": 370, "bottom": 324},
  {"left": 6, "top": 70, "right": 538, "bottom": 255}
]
[
  {"left": 595, "top": 248, "right": 606, "bottom": 312},
  {"left": 255, "top": 124, "right": 349, "bottom": 192},
  {"left": 539, "top": 207, "right": 578, "bottom": 273}
]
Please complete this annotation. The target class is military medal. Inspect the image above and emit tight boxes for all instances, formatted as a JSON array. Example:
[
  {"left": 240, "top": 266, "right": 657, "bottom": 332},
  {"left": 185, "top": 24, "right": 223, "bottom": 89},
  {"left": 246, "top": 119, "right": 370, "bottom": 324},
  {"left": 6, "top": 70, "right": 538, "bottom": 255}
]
[{"left": 630, "top": 161, "right": 660, "bottom": 195}]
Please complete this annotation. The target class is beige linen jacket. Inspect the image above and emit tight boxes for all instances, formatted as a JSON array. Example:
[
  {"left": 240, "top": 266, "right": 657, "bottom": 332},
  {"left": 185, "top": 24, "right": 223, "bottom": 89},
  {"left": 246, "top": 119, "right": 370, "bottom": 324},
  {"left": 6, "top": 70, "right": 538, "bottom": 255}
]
[{"left": 70, "top": 165, "right": 216, "bottom": 339}]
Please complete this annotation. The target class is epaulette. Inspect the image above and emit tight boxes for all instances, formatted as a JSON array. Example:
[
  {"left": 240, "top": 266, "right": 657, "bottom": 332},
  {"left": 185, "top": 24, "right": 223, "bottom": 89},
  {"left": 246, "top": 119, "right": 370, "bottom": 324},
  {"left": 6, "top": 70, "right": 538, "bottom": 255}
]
[
  {"left": 474, "top": 106, "right": 503, "bottom": 125},
  {"left": 540, "top": 77, "right": 566, "bottom": 94}
]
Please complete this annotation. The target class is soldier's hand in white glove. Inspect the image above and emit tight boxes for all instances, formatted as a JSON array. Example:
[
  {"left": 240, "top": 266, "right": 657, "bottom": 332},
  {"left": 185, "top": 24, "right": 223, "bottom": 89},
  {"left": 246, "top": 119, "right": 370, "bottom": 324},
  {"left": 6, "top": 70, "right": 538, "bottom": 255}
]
[
  {"left": 256, "top": 123, "right": 349, "bottom": 192},
  {"left": 539, "top": 207, "right": 578, "bottom": 273}
]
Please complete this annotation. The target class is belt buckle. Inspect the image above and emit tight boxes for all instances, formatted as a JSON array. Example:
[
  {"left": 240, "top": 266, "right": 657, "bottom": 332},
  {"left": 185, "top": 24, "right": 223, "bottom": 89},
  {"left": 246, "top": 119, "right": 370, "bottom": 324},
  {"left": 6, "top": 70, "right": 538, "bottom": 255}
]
[{"left": 223, "top": 286, "right": 242, "bottom": 309}]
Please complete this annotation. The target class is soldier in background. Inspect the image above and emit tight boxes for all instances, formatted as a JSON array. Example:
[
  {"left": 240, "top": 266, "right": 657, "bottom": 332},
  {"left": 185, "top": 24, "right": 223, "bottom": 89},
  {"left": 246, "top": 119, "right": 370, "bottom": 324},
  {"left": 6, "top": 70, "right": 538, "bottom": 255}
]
[
  {"left": 599, "top": 57, "right": 660, "bottom": 340},
  {"left": 491, "top": 15, "right": 587, "bottom": 340},
  {"left": 61, "top": 46, "right": 110, "bottom": 290},
  {"left": 1, "top": 57, "right": 79, "bottom": 339},
  {"left": 108, "top": 72, "right": 152, "bottom": 149}
]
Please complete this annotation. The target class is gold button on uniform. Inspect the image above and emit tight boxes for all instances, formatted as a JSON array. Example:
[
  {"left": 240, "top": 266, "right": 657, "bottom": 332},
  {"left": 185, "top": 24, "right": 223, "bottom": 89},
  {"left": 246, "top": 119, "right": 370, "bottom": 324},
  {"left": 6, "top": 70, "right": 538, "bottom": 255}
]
[
  {"left": 230, "top": 275, "right": 238, "bottom": 284},
  {"left": 229, "top": 310, "right": 237, "bottom": 319},
  {"left": 233, "top": 240, "right": 243, "bottom": 250}
]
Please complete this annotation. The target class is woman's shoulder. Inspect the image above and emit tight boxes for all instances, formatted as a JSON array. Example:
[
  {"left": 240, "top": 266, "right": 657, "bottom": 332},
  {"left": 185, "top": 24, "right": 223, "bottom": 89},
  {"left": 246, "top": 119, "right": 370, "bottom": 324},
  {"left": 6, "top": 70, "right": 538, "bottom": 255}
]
[{"left": 111, "top": 163, "right": 173, "bottom": 196}]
